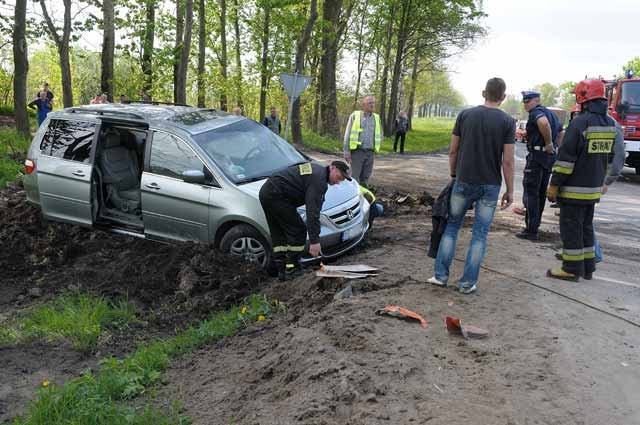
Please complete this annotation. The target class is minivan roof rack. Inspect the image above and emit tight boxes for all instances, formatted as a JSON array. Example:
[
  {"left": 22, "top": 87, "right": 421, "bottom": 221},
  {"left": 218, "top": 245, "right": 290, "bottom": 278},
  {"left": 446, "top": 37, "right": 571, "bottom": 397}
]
[
  {"left": 123, "top": 100, "right": 193, "bottom": 107},
  {"left": 69, "top": 107, "right": 146, "bottom": 120}
]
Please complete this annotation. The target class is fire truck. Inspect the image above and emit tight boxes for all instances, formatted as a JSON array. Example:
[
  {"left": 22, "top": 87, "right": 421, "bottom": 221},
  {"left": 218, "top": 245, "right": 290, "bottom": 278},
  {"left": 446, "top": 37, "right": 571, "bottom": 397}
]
[{"left": 604, "top": 69, "right": 640, "bottom": 175}]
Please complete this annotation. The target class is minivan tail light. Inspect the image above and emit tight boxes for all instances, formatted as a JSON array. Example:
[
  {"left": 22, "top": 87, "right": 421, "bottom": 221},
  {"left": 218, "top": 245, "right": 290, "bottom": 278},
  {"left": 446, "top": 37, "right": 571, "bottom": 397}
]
[{"left": 24, "top": 158, "right": 35, "bottom": 174}]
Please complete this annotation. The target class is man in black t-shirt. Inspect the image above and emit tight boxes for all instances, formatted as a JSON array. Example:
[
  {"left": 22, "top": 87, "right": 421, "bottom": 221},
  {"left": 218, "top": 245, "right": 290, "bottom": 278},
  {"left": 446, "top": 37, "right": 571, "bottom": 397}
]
[{"left": 428, "top": 77, "right": 515, "bottom": 295}]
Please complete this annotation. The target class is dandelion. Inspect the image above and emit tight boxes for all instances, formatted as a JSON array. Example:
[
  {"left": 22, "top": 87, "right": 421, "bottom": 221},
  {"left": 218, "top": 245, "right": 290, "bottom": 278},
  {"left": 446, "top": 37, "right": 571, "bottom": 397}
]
[
  {"left": 241, "top": 306, "right": 247, "bottom": 315},
  {"left": 274, "top": 299, "right": 279, "bottom": 306},
  {"left": 41, "top": 381, "right": 50, "bottom": 388},
  {"left": 258, "top": 315, "right": 265, "bottom": 322}
]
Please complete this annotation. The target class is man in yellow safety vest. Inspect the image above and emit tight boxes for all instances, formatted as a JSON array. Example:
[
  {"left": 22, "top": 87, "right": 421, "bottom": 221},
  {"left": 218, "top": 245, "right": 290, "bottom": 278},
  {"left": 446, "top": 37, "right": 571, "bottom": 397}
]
[{"left": 343, "top": 95, "right": 383, "bottom": 187}]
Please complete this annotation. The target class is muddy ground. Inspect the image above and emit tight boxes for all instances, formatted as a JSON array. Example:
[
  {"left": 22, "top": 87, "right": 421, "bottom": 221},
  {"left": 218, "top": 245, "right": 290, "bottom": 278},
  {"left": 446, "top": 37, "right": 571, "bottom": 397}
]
[{"left": 2, "top": 151, "right": 639, "bottom": 424}]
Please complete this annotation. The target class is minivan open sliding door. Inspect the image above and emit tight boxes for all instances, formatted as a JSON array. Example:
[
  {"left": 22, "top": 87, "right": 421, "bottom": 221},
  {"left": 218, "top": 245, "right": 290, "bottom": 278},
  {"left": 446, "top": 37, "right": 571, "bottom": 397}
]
[{"left": 37, "top": 119, "right": 98, "bottom": 226}]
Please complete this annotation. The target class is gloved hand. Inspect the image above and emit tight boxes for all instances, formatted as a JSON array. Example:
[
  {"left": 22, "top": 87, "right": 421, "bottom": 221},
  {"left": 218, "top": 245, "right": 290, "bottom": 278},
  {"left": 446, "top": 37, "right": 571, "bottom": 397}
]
[
  {"left": 547, "top": 185, "right": 559, "bottom": 203},
  {"left": 601, "top": 185, "right": 609, "bottom": 195}
]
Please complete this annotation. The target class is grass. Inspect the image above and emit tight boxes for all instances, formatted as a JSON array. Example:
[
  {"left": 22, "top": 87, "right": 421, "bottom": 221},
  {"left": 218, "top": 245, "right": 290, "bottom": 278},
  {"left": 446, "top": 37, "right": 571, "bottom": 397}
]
[
  {"left": 12, "top": 294, "right": 281, "bottom": 424},
  {"left": 0, "top": 127, "right": 32, "bottom": 187},
  {"left": 299, "top": 117, "right": 454, "bottom": 154},
  {"left": 0, "top": 293, "right": 137, "bottom": 351}
]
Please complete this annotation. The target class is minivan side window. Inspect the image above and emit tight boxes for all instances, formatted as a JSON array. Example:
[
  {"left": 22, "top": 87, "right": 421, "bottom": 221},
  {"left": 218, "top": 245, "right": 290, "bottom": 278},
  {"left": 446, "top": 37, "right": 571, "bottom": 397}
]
[
  {"left": 150, "top": 132, "right": 217, "bottom": 185},
  {"left": 40, "top": 120, "right": 96, "bottom": 163}
]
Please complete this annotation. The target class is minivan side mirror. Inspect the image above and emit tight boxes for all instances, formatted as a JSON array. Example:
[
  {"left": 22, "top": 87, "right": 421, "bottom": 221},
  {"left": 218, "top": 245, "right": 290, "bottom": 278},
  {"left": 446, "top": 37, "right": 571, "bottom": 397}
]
[{"left": 182, "top": 169, "right": 205, "bottom": 184}]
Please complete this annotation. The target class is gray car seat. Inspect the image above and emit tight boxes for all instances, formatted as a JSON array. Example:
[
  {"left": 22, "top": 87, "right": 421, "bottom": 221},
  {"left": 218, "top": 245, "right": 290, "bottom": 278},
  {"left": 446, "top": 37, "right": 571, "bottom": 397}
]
[{"left": 99, "top": 129, "right": 141, "bottom": 213}]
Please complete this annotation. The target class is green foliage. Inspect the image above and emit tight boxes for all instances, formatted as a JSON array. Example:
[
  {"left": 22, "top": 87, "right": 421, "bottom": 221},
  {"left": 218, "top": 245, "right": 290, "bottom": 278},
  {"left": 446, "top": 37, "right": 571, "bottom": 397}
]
[
  {"left": 533, "top": 82, "right": 560, "bottom": 107},
  {"left": 301, "top": 117, "right": 453, "bottom": 154},
  {"left": 621, "top": 57, "right": 640, "bottom": 77},
  {"left": 0, "top": 128, "right": 31, "bottom": 188},
  {"left": 500, "top": 95, "right": 525, "bottom": 119},
  {"left": 0, "top": 293, "right": 137, "bottom": 350},
  {"left": 12, "top": 294, "right": 279, "bottom": 425}
]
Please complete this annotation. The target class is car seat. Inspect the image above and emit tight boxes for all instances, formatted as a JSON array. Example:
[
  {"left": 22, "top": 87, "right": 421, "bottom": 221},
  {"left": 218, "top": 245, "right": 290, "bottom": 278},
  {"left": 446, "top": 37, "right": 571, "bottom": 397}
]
[{"left": 99, "top": 128, "right": 141, "bottom": 213}]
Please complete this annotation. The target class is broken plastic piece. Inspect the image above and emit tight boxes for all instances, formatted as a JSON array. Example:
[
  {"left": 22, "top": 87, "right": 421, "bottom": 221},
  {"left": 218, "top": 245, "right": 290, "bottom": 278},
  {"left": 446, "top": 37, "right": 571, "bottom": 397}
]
[
  {"left": 316, "top": 270, "right": 376, "bottom": 279},
  {"left": 444, "top": 315, "right": 488, "bottom": 339},
  {"left": 321, "top": 264, "right": 379, "bottom": 273},
  {"left": 376, "top": 305, "right": 427, "bottom": 328}
]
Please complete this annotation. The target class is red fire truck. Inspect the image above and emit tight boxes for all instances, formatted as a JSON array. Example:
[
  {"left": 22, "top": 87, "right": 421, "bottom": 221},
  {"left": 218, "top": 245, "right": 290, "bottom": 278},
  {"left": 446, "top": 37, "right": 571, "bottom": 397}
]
[{"left": 604, "top": 70, "right": 640, "bottom": 175}]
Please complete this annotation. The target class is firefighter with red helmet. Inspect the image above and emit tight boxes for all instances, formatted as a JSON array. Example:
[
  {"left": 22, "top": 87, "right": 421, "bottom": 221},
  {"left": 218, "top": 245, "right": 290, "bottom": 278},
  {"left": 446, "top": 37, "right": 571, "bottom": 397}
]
[{"left": 546, "top": 79, "right": 620, "bottom": 281}]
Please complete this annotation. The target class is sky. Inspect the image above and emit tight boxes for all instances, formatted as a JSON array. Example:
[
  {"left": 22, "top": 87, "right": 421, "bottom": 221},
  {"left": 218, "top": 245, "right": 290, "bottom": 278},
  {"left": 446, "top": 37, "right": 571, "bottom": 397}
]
[{"left": 447, "top": 0, "right": 637, "bottom": 105}]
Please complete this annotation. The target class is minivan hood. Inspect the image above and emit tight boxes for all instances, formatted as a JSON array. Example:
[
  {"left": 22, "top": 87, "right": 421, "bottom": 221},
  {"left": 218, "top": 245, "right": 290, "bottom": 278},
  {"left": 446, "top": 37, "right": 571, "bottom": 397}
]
[{"left": 236, "top": 178, "right": 360, "bottom": 211}]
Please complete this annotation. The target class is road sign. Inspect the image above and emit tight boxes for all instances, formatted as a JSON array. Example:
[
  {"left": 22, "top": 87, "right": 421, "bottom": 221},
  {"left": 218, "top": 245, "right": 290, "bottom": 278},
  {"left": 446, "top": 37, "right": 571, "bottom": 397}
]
[
  {"left": 280, "top": 72, "right": 311, "bottom": 100},
  {"left": 280, "top": 72, "right": 312, "bottom": 140}
]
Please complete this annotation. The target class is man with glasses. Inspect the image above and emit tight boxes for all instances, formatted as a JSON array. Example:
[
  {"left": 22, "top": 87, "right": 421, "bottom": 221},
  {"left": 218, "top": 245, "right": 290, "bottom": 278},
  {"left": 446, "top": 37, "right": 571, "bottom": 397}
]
[
  {"left": 517, "top": 90, "right": 564, "bottom": 241},
  {"left": 343, "top": 95, "right": 382, "bottom": 187}
]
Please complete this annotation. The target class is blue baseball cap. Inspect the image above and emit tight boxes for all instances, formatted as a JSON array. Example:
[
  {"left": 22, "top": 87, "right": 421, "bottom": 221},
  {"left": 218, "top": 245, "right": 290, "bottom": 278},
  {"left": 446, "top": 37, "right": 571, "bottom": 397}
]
[{"left": 521, "top": 90, "right": 541, "bottom": 101}]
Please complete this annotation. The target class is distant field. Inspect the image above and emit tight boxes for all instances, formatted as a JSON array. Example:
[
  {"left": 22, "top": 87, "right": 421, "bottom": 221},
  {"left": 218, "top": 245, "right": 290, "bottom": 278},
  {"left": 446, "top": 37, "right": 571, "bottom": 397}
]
[{"left": 301, "top": 117, "right": 454, "bottom": 154}]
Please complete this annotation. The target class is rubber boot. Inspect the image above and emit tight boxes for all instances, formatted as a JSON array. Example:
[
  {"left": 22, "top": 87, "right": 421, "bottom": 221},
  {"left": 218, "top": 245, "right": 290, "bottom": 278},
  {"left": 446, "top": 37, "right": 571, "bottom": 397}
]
[
  {"left": 285, "top": 254, "right": 304, "bottom": 279},
  {"left": 274, "top": 259, "right": 286, "bottom": 282},
  {"left": 546, "top": 267, "right": 579, "bottom": 282}
]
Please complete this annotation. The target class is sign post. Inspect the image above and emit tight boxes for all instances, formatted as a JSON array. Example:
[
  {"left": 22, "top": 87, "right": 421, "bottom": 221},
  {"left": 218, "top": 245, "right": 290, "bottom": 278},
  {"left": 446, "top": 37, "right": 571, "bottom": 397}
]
[{"left": 279, "top": 72, "right": 311, "bottom": 140}]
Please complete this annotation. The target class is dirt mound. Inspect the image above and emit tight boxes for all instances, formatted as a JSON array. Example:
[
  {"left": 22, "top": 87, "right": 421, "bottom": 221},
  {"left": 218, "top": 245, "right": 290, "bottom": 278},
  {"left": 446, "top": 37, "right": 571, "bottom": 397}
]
[{"left": 0, "top": 183, "right": 267, "bottom": 327}]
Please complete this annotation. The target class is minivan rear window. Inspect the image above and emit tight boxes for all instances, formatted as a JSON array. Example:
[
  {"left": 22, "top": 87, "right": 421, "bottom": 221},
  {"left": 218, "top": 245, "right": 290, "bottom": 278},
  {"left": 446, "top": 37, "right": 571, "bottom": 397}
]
[{"left": 40, "top": 119, "right": 96, "bottom": 163}]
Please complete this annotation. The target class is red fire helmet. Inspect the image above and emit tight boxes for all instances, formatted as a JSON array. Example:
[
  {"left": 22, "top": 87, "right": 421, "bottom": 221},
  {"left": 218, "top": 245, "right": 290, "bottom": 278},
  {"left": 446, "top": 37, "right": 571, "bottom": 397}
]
[{"left": 574, "top": 79, "right": 606, "bottom": 104}]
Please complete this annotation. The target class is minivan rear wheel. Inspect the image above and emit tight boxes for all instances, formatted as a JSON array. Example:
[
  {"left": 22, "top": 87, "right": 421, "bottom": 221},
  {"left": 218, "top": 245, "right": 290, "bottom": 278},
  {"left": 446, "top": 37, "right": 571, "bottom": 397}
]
[{"left": 220, "top": 224, "right": 276, "bottom": 275}]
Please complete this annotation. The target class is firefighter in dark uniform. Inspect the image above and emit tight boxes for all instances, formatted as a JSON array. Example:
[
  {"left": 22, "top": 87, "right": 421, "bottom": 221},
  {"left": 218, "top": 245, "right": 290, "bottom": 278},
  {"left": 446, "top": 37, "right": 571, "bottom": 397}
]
[
  {"left": 517, "top": 90, "right": 564, "bottom": 241},
  {"left": 259, "top": 160, "right": 351, "bottom": 281},
  {"left": 546, "top": 79, "right": 619, "bottom": 281}
]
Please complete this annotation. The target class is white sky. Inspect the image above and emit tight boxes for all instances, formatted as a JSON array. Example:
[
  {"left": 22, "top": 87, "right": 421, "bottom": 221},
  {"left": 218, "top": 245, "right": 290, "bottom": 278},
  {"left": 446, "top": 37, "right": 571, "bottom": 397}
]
[{"left": 447, "top": 0, "right": 637, "bottom": 105}]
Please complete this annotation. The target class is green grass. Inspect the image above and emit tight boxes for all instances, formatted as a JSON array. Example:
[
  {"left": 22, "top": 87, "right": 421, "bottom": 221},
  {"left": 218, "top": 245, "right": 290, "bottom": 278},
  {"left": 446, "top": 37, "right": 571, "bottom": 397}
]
[
  {"left": 0, "top": 293, "right": 138, "bottom": 351},
  {"left": 300, "top": 117, "right": 454, "bottom": 154},
  {"left": 12, "top": 294, "right": 281, "bottom": 425},
  {"left": 0, "top": 128, "right": 32, "bottom": 187}
]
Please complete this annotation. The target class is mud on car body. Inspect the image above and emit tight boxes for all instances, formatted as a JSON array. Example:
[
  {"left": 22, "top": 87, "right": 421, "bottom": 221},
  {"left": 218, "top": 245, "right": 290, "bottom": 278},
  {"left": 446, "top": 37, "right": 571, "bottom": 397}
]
[{"left": 23, "top": 103, "right": 370, "bottom": 270}]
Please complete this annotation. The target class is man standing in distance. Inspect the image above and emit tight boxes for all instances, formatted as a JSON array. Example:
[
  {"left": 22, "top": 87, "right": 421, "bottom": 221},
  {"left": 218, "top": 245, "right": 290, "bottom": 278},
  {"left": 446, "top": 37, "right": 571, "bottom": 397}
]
[
  {"left": 517, "top": 91, "right": 564, "bottom": 241},
  {"left": 428, "top": 78, "right": 515, "bottom": 294},
  {"left": 262, "top": 106, "right": 282, "bottom": 135},
  {"left": 343, "top": 95, "right": 382, "bottom": 187}
]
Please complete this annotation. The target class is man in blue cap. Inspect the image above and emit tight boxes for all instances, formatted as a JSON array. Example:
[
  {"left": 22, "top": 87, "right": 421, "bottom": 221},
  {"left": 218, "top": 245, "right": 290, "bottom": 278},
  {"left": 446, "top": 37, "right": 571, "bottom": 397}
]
[{"left": 517, "top": 90, "right": 564, "bottom": 241}]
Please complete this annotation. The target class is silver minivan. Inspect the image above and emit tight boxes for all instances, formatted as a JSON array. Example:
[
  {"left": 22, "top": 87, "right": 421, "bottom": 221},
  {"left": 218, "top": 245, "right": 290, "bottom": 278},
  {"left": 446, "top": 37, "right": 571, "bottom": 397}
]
[{"left": 23, "top": 104, "right": 370, "bottom": 270}]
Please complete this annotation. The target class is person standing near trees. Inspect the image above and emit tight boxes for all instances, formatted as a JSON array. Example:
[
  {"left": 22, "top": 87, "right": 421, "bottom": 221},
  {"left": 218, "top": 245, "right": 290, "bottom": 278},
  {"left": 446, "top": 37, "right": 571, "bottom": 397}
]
[
  {"left": 343, "top": 95, "right": 382, "bottom": 187},
  {"left": 393, "top": 110, "right": 409, "bottom": 153},
  {"left": 262, "top": 106, "right": 282, "bottom": 135},
  {"left": 28, "top": 91, "right": 52, "bottom": 127},
  {"left": 36, "top": 82, "right": 54, "bottom": 104}
]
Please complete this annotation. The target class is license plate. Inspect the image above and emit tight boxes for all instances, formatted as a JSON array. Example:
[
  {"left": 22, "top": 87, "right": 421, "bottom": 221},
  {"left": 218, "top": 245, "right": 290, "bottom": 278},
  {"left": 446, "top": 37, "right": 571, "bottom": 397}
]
[{"left": 341, "top": 226, "right": 361, "bottom": 242}]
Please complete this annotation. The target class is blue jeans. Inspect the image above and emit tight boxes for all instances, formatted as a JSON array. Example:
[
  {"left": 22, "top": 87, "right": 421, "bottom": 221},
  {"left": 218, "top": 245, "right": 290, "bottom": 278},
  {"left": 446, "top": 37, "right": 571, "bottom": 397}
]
[
  {"left": 435, "top": 181, "right": 501, "bottom": 289},
  {"left": 594, "top": 228, "right": 603, "bottom": 263}
]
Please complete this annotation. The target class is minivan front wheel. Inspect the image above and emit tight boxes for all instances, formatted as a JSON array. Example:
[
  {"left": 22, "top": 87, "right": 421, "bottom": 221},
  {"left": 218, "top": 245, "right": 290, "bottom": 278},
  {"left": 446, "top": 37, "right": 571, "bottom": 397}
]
[{"left": 220, "top": 224, "right": 272, "bottom": 271}]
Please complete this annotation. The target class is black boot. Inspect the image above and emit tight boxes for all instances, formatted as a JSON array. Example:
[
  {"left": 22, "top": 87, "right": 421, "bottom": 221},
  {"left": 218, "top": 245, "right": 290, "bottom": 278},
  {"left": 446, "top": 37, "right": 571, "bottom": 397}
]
[{"left": 274, "top": 259, "right": 286, "bottom": 282}]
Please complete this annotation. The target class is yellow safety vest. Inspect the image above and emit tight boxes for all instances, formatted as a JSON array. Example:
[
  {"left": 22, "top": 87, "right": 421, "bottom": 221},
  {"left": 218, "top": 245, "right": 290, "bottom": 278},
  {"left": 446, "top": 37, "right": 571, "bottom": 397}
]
[
  {"left": 359, "top": 185, "right": 376, "bottom": 204},
  {"left": 349, "top": 111, "right": 382, "bottom": 153}
]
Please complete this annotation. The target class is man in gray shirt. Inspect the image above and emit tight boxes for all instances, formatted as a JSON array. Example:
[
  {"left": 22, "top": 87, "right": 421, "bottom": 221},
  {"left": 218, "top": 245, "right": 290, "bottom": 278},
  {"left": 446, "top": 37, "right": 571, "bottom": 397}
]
[{"left": 343, "top": 95, "right": 383, "bottom": 187}]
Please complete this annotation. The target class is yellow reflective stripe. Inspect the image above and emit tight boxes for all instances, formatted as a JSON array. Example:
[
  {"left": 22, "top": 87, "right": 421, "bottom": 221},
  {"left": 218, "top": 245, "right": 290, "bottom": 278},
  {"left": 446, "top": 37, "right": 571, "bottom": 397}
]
[
  {"left": 288, "top": 245, "right": 305, "bottom": 252},
  {"left": 273, "top": 246, "right": 288, "bottom": 253},
  {"left": 558, "top": 191, "right": 601, "bottom": 200},
  {"left": 359, "top": 185, "right": 376, "bottom": 202},
  {"left": 585, "top": 132, "right": 616, "bottom": 139},
  {"left": 584, "top": 252, "right": 596, "bottom": 259},
  {"left": 553, "top": 166, "right": 574, "bottom": 174},
  {"left": 562, "top": 253, "right": 585, "bottom": 261},
  {"left": 286, "top": 263, "right": 295, "bottom": 269},
  {"left": 373, "top": 113, "right": 382, "bottom": 153}
]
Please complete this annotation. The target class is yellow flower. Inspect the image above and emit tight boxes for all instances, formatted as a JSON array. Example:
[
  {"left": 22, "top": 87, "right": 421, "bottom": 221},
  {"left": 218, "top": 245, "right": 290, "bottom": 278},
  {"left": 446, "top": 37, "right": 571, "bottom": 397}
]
[
  {"left": 41, "top": 381, "right": 50, "bottom": 388},
  {"left": 241, "top": 306, "right": 247, "bottom": 315},
  {"left": 274, "top": 299, "right": 279, "bottom": 306},
  {"left": 258, "top": 315, "right": 265, "bottom": 322}
]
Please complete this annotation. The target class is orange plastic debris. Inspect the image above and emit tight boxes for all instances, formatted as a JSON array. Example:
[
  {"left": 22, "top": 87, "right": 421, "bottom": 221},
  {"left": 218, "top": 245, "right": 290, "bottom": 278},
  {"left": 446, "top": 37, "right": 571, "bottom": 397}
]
[
  {"left": 376, "top": 305, "right": 427, "bottom": 328},
  {"left": 444, "top": 315, "right": 488, "bottom": 339}
]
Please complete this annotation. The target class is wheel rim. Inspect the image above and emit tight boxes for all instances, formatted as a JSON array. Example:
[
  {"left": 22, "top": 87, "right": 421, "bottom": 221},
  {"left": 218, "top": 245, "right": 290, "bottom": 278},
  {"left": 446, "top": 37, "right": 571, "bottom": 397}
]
[{"left": 229, "top": 237, "right": 268, "bottom": 267}]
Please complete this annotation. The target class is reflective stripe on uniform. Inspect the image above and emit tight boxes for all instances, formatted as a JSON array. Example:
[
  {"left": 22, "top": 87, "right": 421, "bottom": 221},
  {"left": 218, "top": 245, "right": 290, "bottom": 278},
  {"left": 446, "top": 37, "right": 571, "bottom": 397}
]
[
  {"left": 583, "top": 246, "right": 595, "bottom": 259},
  {"left": 274, "top": 245, "right": 306, "bottom": 253},
  {"left": 288, "top": 245, "right": 305, "bottom": 252},
  {"left": 562, "top": 248, "right": 585, "bottom": 261},
  {"left": 584, "top": 126, "right": 617, "bottom": 139},
  {"left": 553, "top": 160, "right": 575, "bottom": 175},
  {"left": 558, "top": 185, "right": 602, "bottom": 201},
  {"left": 273, "top": 246, "right": 288, "bottom": 253}
]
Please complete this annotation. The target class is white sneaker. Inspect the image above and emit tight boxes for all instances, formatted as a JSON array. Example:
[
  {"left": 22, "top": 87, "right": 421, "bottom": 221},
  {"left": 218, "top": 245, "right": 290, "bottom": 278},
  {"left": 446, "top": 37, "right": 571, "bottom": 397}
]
[
  {"left": 459, "top": 284, "right": 477, "bottom": 295},
  {"left": 428, "top": 276, "right": 447, "bottom": 287}
]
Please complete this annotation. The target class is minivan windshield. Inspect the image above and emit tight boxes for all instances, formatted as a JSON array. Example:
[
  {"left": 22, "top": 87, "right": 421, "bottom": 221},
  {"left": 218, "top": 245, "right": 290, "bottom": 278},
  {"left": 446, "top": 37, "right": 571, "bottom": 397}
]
[{"left": 192, "top": 119, "right": 306, "bottom": 184}]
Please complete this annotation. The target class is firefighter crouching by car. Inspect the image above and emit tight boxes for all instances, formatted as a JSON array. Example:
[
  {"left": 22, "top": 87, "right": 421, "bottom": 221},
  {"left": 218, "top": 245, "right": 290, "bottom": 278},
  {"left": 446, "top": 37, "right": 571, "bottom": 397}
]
[
  {"left": 359, "top": 185, "right": 384, "bottom": 227},
  {"left": 546, "top": 79, "right": 619, "bottom": 282},
  {"left": 259, "top": 160, "right": 351, "bottom": 281}
]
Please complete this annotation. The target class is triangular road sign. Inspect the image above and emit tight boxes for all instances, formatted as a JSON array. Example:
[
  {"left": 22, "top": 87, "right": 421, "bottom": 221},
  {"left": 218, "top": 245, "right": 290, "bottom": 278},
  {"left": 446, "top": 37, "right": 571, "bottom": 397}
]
[{"left": 280, "top": 73, "right": 311, "bottom": 99}]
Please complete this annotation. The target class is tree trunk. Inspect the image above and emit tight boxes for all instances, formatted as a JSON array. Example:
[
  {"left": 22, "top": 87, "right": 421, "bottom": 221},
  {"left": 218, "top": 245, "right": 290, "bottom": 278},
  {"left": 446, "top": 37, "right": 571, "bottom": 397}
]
[
  {"left": 232, "top": 0, "right": 243, "bottom": 108},
  {"left": 142, "top": 0, "right": 155, "bottom": 93},
  {"left": 101, "top": 0, "right": 115, "bottom": 102},
  {"left": 378, "top": 0, "right": 396, "bottom": 133},
  {"left": 311, "top": 53, "right": 321, "bottom": 132},
  {"left": 197, "top": 0, "right": 206, "bottom": 107},
  {"left": 385, "top": 0, "right": 410, "bottom": 135},
  {"left": 353, "top": 0, "right": 368, "bottom": 108},
  {"left": 219, "top": 0, "right": 228, "bottom": 110},
  {"left": 13, "top": 0, "right": 29, "bottom": 137},
  {"left": 258, "top": 0, "right": 271, "bottom": 121},
  {"left": 291, "top": 0, "right": 318, "bottom": 145},
  {"left": 319, "top": 0, "right": 342, "bottom": 139},
  {"left": 174, "top": 0, "right": 185, "bottom": 102},
  {"left": 176, "top": 0, "right": 193, "bottom": 104},
  {"left": 39, "top": 0, "right": 73, "bottom": 107},
  {"left": 406, "top": 45, "right": 419, "bottom": 130}
]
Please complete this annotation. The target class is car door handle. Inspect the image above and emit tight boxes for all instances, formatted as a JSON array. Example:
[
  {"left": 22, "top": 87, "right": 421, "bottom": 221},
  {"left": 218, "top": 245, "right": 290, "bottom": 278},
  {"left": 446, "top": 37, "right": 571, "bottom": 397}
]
[
  {"left": 72, "top": 170, "right": 85, "bottom": 177},
  {"left": 145, "top": 183, "right": 160, "bottom": 190}
]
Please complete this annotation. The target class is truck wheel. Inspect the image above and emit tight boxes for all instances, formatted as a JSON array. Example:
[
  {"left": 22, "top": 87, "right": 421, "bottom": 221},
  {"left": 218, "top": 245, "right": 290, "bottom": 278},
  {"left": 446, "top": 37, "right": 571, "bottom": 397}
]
[{"left": 220, "top": 224, "right": 276, "bottom": 276}]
